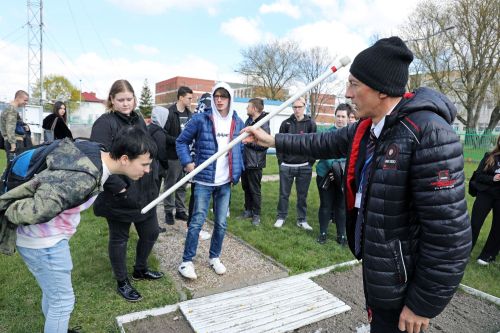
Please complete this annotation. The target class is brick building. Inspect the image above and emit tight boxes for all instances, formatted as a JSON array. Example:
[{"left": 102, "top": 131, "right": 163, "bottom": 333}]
[{"left": 155, "top": 76, "right": 337, "bottom": 125}]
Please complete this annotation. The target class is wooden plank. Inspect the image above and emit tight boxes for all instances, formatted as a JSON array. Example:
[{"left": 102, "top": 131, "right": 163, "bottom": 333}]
[
  {"left": 189, "top": 289, "right": 332, "bottom": 327},
  {"left": 182, "top": 274, "right": 306, "bottom": 307},
  {"left": 181, "top": 277, "right": 350, "bottom": 333},
  {"left": 245, "top": 304, "right": 351, "bottom": 333},
  {"left": 183, "top": 280, "right": 324, "bottom": 318},
  {"left": 198, "top": 298, "right": 347, "bottom": 333}
]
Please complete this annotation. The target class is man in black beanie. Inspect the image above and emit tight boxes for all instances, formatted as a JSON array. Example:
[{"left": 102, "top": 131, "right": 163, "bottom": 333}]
[{"left": 243, "top": 36, "right": 471, "bottom": 333}]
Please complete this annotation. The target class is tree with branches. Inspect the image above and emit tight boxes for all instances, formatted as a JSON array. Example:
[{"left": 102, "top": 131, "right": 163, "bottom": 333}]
[
  {"left": 139, "top": 79, "right": 153, "bottom": 119},
  {"left": 236, "top": 39, "right": 301, "bottom": 101},
  {"left": 400, "top": 0, "right": 499, "bottom": 133},
  {"left": 296, "top": 47, "right": 337, "bottom": 119}
]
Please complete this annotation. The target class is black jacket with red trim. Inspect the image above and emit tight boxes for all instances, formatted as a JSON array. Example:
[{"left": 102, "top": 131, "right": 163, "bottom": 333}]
[{"left": 275, "top": 87, "right": 471, "bottom": 318}]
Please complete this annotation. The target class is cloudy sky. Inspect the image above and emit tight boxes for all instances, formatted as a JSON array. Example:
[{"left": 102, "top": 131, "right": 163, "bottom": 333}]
[{"left": 0, "top": 0, "right": 418, "bottom": 102}]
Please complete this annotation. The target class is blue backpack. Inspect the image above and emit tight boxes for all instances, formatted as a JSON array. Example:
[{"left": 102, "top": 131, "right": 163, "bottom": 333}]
[{"left": 1, "top": 140, "right": 102, "bottom": 194}]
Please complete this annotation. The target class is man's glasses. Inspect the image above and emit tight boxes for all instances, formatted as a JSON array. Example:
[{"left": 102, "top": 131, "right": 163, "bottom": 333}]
[
  {"left": 292, "top": 105, "right": 305, "bottom": 109},
  {"left": 213, "top": 94, "right": 229, "bottom": 100}
]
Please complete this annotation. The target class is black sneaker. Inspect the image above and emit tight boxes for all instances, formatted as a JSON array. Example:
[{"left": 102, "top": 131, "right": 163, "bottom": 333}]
[
  {"left": 132, "top": 269, "right": 164, "bottom": 280},
  {"left": 158, "top": 226, "right": 167, "bottom": 233},
  {"left": 175, "top": 211, "right": 189, "bottom": 221},
  {"left": 317, "top": 233, "right": 327, "bottom": 244},
  {"left": 165, "top": 212, "right": 175, "bottom": 225},
  {"left": 68, "top": 326, "right": 82, "bottom": 333},
  {"left": 337, "top": 235, "right": 347, "bottom": 247},
  {"left": 240, "top": 210, "right": 253, "bottom": 219},
  {"left": 117, "top": 279, "right": 142, "bottom": 302}
]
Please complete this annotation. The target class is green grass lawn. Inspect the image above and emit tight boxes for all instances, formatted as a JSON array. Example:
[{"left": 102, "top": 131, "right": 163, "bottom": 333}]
[
  {"left": 263, "top": 154, "right": 279, "bottom": 175},
  {"left": 0, "top": 150, "right": 498, "bottom": 332}
]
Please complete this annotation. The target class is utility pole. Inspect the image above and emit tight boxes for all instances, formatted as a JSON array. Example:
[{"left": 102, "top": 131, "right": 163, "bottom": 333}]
[{"left": 27, "top": 0, "right": 43, "bottom": 105}]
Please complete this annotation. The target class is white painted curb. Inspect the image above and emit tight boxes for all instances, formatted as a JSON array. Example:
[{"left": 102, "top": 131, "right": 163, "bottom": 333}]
[
  {"left": 459, "top": 283, "right": 500, "bottom": 306},
  {"left": 116, "top": 304, "right": 178, "bottom": 333}
]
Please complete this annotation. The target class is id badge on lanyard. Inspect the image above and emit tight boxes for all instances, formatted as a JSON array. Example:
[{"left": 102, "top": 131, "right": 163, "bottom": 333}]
[{"left": 355, "top": 154, "right": 373, "bottom": 208}]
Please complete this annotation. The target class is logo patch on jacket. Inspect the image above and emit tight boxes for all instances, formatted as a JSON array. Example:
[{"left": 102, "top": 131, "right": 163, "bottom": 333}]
[
  {"left": 383, "top": 144, "right": 399, "bottom": 170},
  {"left": 431, "top": 170, "right": 457, "bottom": 190}
]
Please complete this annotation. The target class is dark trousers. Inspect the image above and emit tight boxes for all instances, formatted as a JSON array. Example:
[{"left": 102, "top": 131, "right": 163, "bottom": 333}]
[
  {"left": 370, "top": 308, "right": 421, "bottom": 333},
  {"left": 164, "top": 159, "right": 187, "bottom": 214},
  {"left": 277, "top": 164, "right": 312, "bottom": 221},
  {"left": 316, "top": 176, "right": 346, "bottom": 237},
  {"left": 107, "top": 214, "right": 159, "bottom": 281},
  {"left": 241, "top": 168, "right": 263, "bottom": 216},
  {"left": 471, "top": 192, "right": 500, "bottom": 260}
]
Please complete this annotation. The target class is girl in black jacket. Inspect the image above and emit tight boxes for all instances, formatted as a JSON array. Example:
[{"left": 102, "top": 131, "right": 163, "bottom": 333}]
[
  {"left": 90, "top": 80, "right": 163, "bottom": 302},
  {"left": 470, "top": 134, "right": 500, "bottom": 265},
  {"left": 42, "top": 101, "right": 73, "bottom": 141}
]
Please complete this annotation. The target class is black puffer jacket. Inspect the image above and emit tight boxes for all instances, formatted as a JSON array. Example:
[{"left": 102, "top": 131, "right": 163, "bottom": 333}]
[
  {"left": 90, "top": 111, "right": 159, "bottom": 222},
  {"left": 472, "top": 153, "right": 500, "bottom": 198},
  {"left": 275, "top": 87, "right": 471, "bottom": 318},
  {"left": 244, "top": 112, "right": 270, "bottom": 169},
  {"left": 276, "top": 114, "right": 316, "bottom": 165}
]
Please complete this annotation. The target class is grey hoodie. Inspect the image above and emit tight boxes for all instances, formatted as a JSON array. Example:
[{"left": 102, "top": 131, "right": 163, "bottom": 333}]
[{"left": 151, "top": 106, "right": 169, "bottom": 128}]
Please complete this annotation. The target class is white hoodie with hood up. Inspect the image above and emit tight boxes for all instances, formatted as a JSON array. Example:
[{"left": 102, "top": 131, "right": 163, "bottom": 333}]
[{"left": 210, "top": 82, "right": 234, "bottom": 186}]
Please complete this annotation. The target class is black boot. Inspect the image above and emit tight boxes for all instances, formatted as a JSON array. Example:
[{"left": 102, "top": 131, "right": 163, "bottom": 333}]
[
  {"left": 117, "top": 278, "right": 142, "bottom": 302},
  {"left": 165, "top": 212, "right": 175, "bottom": 225},
  {"left": 132, "top": 269, "right": 164, "bottom": 281}
]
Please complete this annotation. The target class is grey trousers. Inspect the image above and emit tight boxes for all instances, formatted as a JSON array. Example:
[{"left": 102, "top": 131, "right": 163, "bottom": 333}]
[
  {"left": 164, "top": 159, "right": 187, "bottom": 214},
  {"left": 277, "top": 164, "right": 312, "bottom": 221}
]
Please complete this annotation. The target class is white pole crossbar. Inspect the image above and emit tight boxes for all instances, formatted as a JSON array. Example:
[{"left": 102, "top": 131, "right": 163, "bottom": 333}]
[{"left": 141, "top": 56, "right": 351, "bottom": 214}]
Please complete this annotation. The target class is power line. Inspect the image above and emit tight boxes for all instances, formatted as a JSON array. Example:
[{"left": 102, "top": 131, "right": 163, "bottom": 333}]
[
  {"left": 0, "top": 23, "right": 28, "bottom": 42},
  {"left": 41, "top": 28, "right": 97, "bottom": 90},
  {"left": 65, "top": 0, "right": 86, "bottom": 54},
  {"left": 78, "top": 0, "right": 115, "bottom": 66}
]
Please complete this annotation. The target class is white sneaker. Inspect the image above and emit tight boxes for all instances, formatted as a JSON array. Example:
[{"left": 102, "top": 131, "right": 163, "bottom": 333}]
[
  {"left": 227, "top": 209, "right": 230, "bottom": 218},
  {"left": 199, "top": 230, "right": 211, "bottom": 241},
  {"left": 274, "top": 219, "right": 285, "bottom": 228},
  {"left": 209, "top": 257, "right": 226, "bottom": 275},
  {"left": 477, "top": 258, "right": 490, "bottom": 266},
  {"left": 297, "top": 221, "right": 313, "bottom": 231},
  {"left": 178, "top": 261, "right": 197, "bottom": 279}
]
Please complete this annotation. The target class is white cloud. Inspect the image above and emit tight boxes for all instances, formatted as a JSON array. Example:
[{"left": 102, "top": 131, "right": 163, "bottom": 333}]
[
  {"left": 0, "top": 39, "right": 234, "bottom": 103},
  {"left": 106, "top": 0, "right": 224, "bottom": 15},
  {"left": 220, "top": 17, "right": 263, "bottom": 45},
  {"left": 287, "top": 20, "right": 366, "bottom": 62},
  {"left": 133, "top": 44, "right": 160, "bottom": 55},
  {"left": 310, "top": 0, "right": 418, "bottom": 38},
  {"left": 259, "top": 0, "right": 301, "bottom": 19}
]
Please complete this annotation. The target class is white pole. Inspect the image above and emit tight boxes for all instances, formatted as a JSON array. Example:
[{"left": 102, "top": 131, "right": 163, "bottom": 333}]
[{"left": 141, "top": 56, "right": 351, "bottom": 214}]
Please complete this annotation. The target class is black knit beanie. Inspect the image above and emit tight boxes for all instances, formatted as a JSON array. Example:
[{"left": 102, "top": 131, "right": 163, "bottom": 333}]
[{"left": 350, "top": 36, "right": 413, "bottom": 96}]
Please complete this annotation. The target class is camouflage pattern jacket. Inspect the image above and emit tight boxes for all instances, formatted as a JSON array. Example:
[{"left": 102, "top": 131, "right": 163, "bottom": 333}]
[
  {"left": 0, "top": 104, "right": 22, "bottom": 146},
  {"left": 0, "top": 139, "right": 102, "bottom": 255}
]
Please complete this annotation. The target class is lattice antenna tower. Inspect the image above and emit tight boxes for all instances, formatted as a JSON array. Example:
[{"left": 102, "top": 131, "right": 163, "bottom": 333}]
[{"left": 27, "top": 0, "right": 43, "bottom": 104}]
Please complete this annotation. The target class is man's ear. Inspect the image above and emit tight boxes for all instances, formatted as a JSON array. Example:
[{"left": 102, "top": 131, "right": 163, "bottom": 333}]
[
  {"left": 119, "top": 155, "right": 130, "bottom": 165},
  {"left": 378, "top": 92, "right": 389, "bottom": 99}
]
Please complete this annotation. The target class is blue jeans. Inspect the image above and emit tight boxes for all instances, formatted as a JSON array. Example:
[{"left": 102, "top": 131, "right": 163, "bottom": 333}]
[
  {"left": 17, "top": 239, "right": 74, "bottom": 333},
  {"left": 182, "top": 183, "right": 231, "bottom": 262}
]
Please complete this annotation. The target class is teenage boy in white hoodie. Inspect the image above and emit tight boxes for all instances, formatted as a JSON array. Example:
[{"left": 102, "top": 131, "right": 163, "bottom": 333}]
[{"left": 176, "top": 82, "right": 245, "bottom": 279}]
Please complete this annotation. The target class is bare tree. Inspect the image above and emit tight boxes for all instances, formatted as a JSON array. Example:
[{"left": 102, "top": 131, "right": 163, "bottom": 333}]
[
  {"left": 296, "top": 47, "right": 337, "bottom": 119},
  {"left": 400, "top": 0, "right": 500, "bottom": 131},
  {"left": 236, "top": 40, "right": 301, "bottom": 100}
]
